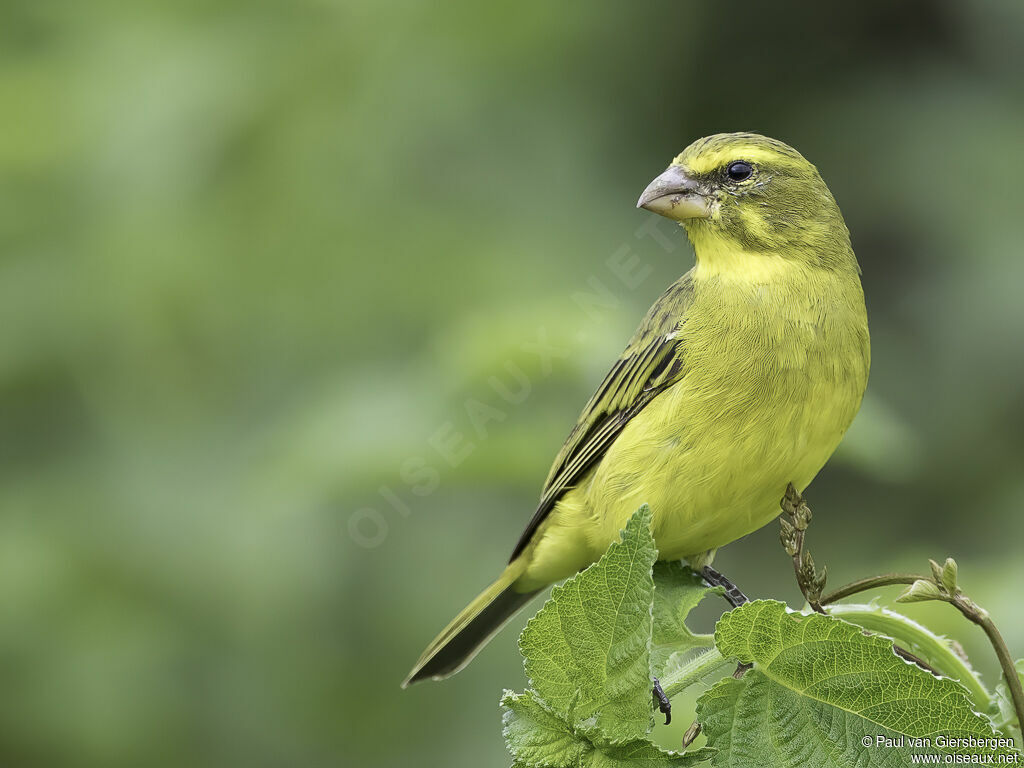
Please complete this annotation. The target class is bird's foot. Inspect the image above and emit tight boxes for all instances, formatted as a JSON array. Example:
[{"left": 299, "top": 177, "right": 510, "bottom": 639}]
[
  {"left": 734, "top": 662, "right": 752, "bottom": 677},
  {"left": 701, "top": 565, "right": 749, "bottom": 608},
  {"left": 700, "top": 568, "right": 754, "bottom": 679},
  {"left": 652, "top": 677, "right": 671, "bottom": 725}
]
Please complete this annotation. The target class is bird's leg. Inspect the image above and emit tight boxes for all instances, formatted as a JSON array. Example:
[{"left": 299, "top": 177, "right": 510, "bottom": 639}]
[
  {"left": 701, "top": 566, "right": 753, "bottom": 677},
  {"left": 651, "top": 564, "right": 749, "bottom": 726},
  {"left": 701, "top": 565, "right": 749, "bottom": 608},
  {"left": 652, "top": 677, "right": 671, "bottom": 725}
]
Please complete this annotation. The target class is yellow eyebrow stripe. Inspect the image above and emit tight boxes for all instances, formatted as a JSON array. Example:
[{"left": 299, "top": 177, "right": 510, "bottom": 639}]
[
  {"left": 670, "top": 133, "right": 806, "bottom": 176},
  {"left": 674, "top": 144, "right": 794, "bottom": 175}
]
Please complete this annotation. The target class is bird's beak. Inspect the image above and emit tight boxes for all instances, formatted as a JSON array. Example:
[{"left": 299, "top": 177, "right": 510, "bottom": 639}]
[{"left": 636, "top": 166, "right": 710, "bottom": 221}]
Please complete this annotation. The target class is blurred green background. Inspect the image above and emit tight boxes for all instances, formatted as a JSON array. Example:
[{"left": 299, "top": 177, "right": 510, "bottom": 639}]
[{"left": 2, "top": 1, "right": 1024, "bottom": 765}]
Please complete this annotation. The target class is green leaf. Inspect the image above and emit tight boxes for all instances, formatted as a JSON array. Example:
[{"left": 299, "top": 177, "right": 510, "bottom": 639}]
[
  {"left": 895, "top": 578, "right": 943, "bottom": 603},
  {"left": 502, "top": 690, "right": 711, "bottom": 768},
  {"left": 651, "top": 561, "right": 716, "bottom": 676},
  {"left": 697, "top": 601, "right": 1020, "bottom": 766},
  {"left": 518, "top": 505, "right": 658, "bottom": 742},
  {"left": 941, "top": 557, "right": 959, "bottom": 595},
  {"left": 991, "top": 659, "right": 1024, "bottom": 735},
  {"left": 826, "top": 602, "right": 992, "bottom": 710},
  {"left": 502, "top": 690, "right": 587, "bottom": 768}
]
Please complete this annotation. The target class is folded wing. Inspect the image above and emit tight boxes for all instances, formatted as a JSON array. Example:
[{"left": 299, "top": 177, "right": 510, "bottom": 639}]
[{"left": 509, "top": 272, "right": 694, "bottom": 560}]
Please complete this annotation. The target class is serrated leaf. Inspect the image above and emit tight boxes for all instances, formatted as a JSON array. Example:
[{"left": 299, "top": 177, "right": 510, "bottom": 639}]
[
  {"left": 826, "top": 602, "right": 992, "bottom": 710},
  {"left": 502, "top": 690, "right": 587, "bottom": 768},
  {"left": 591, "top": 740, "right": 714, "bottom": 768},
  {"left": 502, "top": 690, "right": 711, "bottom": 768},
  {"left": 697, "top": 600, "right": 1019, "bottom": 766},
  {"left": 518, "top": 506, "right": 658, "bottom": 742},
  {"left": 651, "top": 561, "right": 716, "bottom": 675}
]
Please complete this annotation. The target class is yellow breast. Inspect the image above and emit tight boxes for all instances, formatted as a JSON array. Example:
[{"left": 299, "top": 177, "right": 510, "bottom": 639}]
[{"left": 519, "top": 253, "right": 869, "bottom": 589}]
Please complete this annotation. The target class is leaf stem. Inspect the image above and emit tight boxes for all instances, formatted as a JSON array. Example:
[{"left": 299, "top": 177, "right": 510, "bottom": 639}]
[
  {"left": 823, "top": 573, "right": 1024, "bottom": 733},
  {"left": 827, "top": 603, "right": 991, "bottom": 709},
  {"left": 660, "top": 648, "right": 731, "bottom": 700}
]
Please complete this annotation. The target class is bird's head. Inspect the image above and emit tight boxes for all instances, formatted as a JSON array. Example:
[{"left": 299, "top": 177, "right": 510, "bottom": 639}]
[{"left": 637, "top": 132, "right": 854, "bottom": 269}]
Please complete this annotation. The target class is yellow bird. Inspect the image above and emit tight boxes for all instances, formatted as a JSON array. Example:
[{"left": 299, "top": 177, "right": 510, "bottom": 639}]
[{"left": 404, "top": 132, "right": 870, "bottom": 686}]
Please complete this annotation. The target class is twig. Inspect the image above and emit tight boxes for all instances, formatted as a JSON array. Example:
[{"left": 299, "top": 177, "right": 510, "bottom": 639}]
[
  {"left": 891, "top": 645, "right": 940, "bottom": 675},
  {"left": 821, "top": 574, "right": 924, "bottom": 606},
  {"left": 948, "top": 592, "right": 1024, "bottom": 737},
  {"left": 778, "top": 489, "right": 940, "bottom": 677},
  {"left": 823, "top": 560, "right": 1024, "bottom": 734}
]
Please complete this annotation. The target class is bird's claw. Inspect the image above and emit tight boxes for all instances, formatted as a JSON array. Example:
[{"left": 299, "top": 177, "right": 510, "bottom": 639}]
[
  {"left": 701, "top": 565, "right": 749, "bottom": 608},
  {"left": 652, "top": 678, "right": 671, "bottom": 725}
]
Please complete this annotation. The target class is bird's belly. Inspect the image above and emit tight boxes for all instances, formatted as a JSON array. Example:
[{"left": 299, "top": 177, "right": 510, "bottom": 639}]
[{"left": 583, "top": 356, "right": 861, "bottom": 561}]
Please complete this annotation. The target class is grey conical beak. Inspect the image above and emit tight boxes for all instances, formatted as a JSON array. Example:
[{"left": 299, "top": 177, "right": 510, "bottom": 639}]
[{"left": 636, "top": 166, "right": 710, "bottom": 221}]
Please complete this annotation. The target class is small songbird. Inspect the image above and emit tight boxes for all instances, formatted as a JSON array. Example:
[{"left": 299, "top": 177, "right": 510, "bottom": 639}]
[{"left": 403, "top": 132, "right": 870, "bottom": 685}]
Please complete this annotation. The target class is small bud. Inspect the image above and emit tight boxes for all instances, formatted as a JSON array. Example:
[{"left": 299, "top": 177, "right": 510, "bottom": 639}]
[
  {"left": 896, "top": 579, "right": 943, "bottom": 604},
  {"left": 929, "top": 559, "right": 944, "bottom": 585},
  {"left": 779, "top": 518, "right": 799, "bottom": 556},
  {"left": 813, "top": 564, "right": 828, "bottom": 594},
  {"left": 800, "top": 551, "right": 817, "bottom": 585},
  {"left": 781, "top": 487, "right": 798, "bottom": 516},
  {"left": 800, "top": 502, "right": 813, "bottom": 523},
  {"left": 681, "top": 720, "right": 702, "bottom": 748},
  {"left": 941, "top": 558, "right": 958, "bottom": 595}
]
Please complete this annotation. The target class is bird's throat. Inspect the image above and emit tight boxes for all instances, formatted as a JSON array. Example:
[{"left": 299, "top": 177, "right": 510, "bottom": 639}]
[{"left": 690, "top": 235, "right": 800, "bottom": 284}]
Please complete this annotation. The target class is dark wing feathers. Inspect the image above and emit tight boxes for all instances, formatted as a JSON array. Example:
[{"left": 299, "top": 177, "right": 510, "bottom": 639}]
[{"left": 509, "top": 272, "right": 694, "bottom": 560}]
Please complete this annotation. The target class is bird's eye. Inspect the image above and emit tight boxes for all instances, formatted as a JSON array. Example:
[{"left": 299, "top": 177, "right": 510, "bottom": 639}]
[{"left": 726, "top": 161, "right": 753, "bottom": 181}]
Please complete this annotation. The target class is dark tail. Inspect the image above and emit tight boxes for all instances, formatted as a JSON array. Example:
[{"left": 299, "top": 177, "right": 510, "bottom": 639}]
[{"left": 402, "top": 558, "right": 538, "bottom": 686}]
